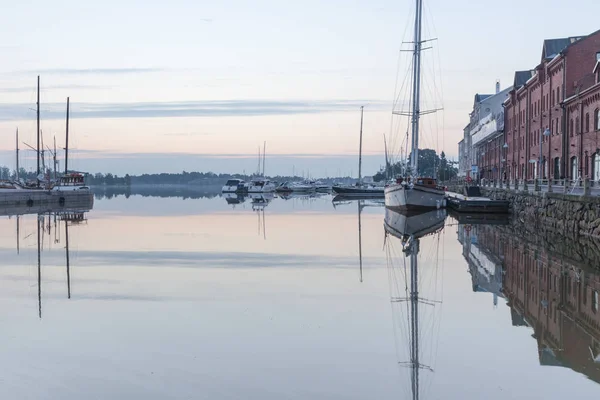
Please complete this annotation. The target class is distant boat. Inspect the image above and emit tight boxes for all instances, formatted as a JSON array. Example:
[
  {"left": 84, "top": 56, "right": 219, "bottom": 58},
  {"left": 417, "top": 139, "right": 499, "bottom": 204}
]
[
  {"left": 222, "top": 179, "right": 248, "bottom": 193},
  {"left": 275, "top": 180, "right": 315, "bottom": 193},
  {"left": 247, "top": 179, "right": 276, "bottom": 193}
]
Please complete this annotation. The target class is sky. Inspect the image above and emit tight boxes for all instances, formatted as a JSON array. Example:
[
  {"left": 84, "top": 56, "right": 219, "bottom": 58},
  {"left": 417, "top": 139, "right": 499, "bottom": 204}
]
[{"left": 0, "top": 0, "right": 599, "bottom": 177}]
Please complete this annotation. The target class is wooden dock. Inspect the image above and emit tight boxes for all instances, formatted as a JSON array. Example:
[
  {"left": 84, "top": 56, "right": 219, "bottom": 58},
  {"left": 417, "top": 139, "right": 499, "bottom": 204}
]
[{"left": 445, "top": 191, "right": 509, "bottom": 214}]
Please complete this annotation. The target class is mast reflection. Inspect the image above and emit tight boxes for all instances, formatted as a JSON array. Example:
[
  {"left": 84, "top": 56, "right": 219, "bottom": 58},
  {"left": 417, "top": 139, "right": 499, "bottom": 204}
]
[{"left": 384, "top": 208, "right": 446, "bottom": 400}]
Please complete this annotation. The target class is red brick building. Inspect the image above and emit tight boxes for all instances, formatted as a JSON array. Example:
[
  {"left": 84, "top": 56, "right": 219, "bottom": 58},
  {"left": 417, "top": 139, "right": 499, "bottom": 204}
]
[{"left": 504, "top": 29, "right": 600, "bottom": 182}]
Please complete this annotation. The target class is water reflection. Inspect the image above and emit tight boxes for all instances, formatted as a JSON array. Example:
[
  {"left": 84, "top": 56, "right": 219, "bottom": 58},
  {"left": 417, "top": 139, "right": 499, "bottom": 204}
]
[
  {"left": 4, "top": 206, "right": 91, "bottom": 319},
  {"left": 456, "top": 216, "right": 600, "bottom": 384},
  {"left": 384, "top": 209, "right": 446, "bottom": 400}
]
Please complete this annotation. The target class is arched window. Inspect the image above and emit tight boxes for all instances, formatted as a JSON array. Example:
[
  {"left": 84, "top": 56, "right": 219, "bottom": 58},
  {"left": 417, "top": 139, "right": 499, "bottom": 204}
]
[
  {"left": 554, "top": 157, "right": 560, "bottom": 178},
  {"left": 594, "top": 153, "right": 600, "bottom": 182},
  {"left": 571, "top": 156, "right": 579, "bottom": 180},
  {"left": 596, "top": 109, "right": 600, "bottom": 131},
  {"left": 551, "top": 119, "right": 554, "bottom": 134},
  {"left": 586, "top": 113, "right": 590, "bottom": 132}
]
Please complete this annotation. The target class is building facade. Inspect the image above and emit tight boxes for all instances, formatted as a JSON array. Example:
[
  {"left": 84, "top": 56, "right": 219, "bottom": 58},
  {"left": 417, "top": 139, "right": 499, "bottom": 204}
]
[
  {"left": 504, "top": 30, "right": 600, "bottom": 182},
  {"left": 460, "top": 83, "right": 512, "bottom": 180}
]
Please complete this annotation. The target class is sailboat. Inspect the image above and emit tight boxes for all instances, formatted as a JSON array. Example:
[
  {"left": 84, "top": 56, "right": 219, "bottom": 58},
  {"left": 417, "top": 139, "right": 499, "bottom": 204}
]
[
  {"left": 384, "top": 0, "right": 446, "bottom": 211},
  {"left": 332, "top": 106, "right": 384, "bottom": 197},
  {"left": 384, "top": 207, "right": 446, "bottom": 400}
]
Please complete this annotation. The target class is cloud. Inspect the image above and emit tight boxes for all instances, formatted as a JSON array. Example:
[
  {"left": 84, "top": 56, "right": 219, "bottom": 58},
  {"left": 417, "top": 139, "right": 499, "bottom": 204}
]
[
  {"left": 0, "top": 99, "right": 387, "bottom": 120},
  {"left": 12, "top": 67, "right": 165, "bottom": 75},
  {"left": 0, "top": 84, "right": 108, "bottom": 93}
]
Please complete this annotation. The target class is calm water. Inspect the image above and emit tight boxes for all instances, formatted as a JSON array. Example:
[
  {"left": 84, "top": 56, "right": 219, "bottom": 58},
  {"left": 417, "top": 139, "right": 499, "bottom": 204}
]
[{"left": 1, "top": 192, "right": 599, "bottom": 399}]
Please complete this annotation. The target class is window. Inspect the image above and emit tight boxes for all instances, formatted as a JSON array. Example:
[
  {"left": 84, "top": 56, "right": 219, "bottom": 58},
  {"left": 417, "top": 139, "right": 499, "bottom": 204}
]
[
  {"left": 557, "top": 87, "right": 561, "bottom": 103},
  {"left": 594, "top": 153, "right": 600, "bottom": 181},
  {"left": 554, "top": 157, "right": 560, "bottom": 178},
  {"left": 571, "top": 156, "right": 579, "bottom": 180},
  {"left": 586, "top": 154, "right": 589, "bottom": 176},
  {"left": 551, "top": 90, "right": 554, "bottom": 105},
  {"left": 593, "top": 290, "right": 599, "bottom": 313},
  {"left": 586, "top": 113, "right": 590, "bottom": 132},
  {"left": 576, "top": 117, "right": 579, "bottom": 135},
  {"left": 570, "top": 119, "right": 574, "bottom": 137},
  {"left": 596, "top": 109, "right": 600, "bottom": 131},
  {"left": 551, "top": 119, "right": 554, "bottom": 134}
]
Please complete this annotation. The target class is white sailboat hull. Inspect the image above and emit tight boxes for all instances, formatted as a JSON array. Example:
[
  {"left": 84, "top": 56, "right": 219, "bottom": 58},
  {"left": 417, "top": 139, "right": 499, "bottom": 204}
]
[
  {"left": 384, "top": 184, "right": 446, "bottom": 211},
  {"left": 384, "top": 208, "right": 447, "bottom": 240}
]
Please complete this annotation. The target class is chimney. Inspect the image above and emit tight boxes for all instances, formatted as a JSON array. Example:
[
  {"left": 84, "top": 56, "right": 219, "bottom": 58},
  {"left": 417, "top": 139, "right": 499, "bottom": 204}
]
[{"left": 495, "top": 80, "right": 500, "bottom": 94}]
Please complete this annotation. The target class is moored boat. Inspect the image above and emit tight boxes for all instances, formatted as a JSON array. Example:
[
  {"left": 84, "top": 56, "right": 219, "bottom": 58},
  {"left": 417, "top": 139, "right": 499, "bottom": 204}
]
[
  {"left": 222, "top": 179, "right": 248, "bottom": 193},
  {"left": 247, "top": 179, "right": 276, "bottom": 193}
]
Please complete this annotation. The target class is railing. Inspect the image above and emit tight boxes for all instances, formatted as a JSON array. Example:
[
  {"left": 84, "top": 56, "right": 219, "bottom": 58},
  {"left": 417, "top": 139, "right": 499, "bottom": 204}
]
[{"left": 476, "top": 177, "right": 600, "bottom": 196}]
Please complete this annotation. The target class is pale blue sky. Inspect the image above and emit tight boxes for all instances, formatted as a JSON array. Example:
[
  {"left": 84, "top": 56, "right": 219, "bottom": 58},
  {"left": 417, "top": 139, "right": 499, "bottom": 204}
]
[{"left": 0, "top": 0, "right": 598, "bottom": 176}]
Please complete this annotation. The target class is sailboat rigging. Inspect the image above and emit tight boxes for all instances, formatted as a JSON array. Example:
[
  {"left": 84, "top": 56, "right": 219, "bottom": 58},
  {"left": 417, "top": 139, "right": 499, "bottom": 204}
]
[{"left": 384, "top": 0, "right": 446, "bottom": 211}]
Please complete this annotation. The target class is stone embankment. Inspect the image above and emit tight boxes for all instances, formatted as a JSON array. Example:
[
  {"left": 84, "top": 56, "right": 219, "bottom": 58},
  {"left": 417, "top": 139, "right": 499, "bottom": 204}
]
[{"left": 445, "top": 183, "right": 600, "bottom": 267}]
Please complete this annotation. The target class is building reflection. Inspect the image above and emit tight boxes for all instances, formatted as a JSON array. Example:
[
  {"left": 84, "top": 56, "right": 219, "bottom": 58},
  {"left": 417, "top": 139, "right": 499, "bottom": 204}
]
[{"left": 456, "top": 218, "right": 600, "bottom": 383}]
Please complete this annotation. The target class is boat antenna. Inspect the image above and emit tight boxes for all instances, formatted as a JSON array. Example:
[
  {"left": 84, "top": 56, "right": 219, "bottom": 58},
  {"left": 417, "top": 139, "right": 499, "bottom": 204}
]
[{"left": 65, "top": 97, "right": 70, "bottom": 174}]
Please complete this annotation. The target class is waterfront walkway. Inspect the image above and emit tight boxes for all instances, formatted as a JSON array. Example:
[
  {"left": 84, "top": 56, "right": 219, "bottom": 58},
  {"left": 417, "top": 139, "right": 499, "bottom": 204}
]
[{"left": 475, "top": 179, "right": 600, "bottom": 196}]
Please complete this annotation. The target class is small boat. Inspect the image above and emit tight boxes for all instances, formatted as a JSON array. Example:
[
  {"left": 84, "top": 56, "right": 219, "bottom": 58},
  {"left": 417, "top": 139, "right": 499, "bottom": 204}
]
[
  {"left": 222, "top": 179, "right": 248, "bottom": 193},
  {"left": 247, "top": 179, "right": 276, "bottom": 193},
  {"left": 332, "top": 183, "right": 384, "bottom": 197},
  {"left": 275, "top": 180, "right": 315, "bottom": 193},
  {"left": 313, "top": 181, "right": 331, "bottom": 192}
]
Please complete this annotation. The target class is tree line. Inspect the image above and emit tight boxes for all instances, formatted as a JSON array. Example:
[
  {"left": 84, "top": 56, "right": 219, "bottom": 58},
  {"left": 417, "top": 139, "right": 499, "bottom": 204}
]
[{"left": 373, "top": 149, "right": 458, "bottom": 182}]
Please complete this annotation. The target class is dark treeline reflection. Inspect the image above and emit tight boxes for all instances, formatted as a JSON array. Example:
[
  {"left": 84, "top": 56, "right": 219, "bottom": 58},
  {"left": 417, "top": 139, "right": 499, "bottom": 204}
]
[
  {"left": 92, "top": 184, "right": 223, "bottom": 200},
  {"left": 457, "top": 216, "right": 600, "bottom": 383}
]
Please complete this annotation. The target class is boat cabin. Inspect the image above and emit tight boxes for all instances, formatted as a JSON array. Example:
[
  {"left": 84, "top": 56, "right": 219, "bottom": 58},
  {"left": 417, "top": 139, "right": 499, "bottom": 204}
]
[
  {"left": 225, "top": 179, "right": 244, "bottom": 186},
  {"left": 415, "top": 177, "right": 437, "bottom": 188},
  {"left": 58, "top": 173, "right": 86, "bottom": 186}
]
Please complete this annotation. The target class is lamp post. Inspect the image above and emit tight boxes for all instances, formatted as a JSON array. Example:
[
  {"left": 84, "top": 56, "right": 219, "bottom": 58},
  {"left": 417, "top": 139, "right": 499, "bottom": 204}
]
[
  {"left": 539, "top": 128, "right": 551, "bottom": 182},
  {"left": 502, "top": 142, "right": 508, "bottom": 184}
]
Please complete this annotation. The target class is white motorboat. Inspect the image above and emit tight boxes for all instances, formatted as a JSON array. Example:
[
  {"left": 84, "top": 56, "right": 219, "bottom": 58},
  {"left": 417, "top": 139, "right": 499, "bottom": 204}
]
[
  {"left": 222, "top": 179, "right": 247, "bottom": 193},
  {"left": 247, "top": 179, "right": 276, "bottom": 193}
]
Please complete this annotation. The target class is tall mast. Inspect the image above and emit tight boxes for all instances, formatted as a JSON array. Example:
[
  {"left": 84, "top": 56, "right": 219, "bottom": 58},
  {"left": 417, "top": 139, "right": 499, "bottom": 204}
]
[
  {"left": 262, "top": 141, "right": 266, "bottom": 176},
  {"left": 15, "top": 128, "right": 19, "bottom": 181},
  {"left": 65, "top": 97, "right": 70, "bottom": 174},
  {"left": 36, "top": 75, "right": 40, "bottom": 177},
  {"left": 410, "top": 0, "right": 424, "bottom": 176},
  {"left": 383, "top": 133, "right": 389, "bottom": 181},
  {"left": 358, "top": 106, "right": 364, "bottom": 183}
]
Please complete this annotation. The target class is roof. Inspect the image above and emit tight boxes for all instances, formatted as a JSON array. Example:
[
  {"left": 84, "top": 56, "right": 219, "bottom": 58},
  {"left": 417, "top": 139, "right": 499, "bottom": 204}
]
[
  {"left": 474, "top": 94, "right": 492, "bottom": 103},
  {"left": 542, "top": 37, "right": 584, "bottom": 60},
  {"left": 514, "top": 70, "right": 535, "bottom": 88}
]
